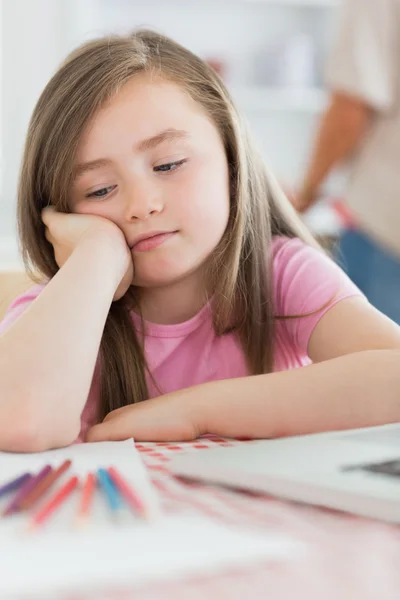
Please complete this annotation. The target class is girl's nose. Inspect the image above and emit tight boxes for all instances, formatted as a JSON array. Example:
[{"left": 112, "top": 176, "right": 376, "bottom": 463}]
[{"left": 124, "top": 183, "right": 164, "bottom": 221}]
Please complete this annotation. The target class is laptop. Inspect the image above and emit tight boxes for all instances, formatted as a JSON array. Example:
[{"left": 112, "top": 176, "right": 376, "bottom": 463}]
[{"left": 168, "top": 424, "right": 400, "bottom": 523}]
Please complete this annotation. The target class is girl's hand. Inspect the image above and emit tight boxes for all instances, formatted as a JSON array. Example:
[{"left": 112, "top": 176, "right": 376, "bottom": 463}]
[
  {"left": 42, "top": 207, "right": 133, "bottom": 300},
  {"left": 86, "top": 388, "right": 203, "bottom": 442}
]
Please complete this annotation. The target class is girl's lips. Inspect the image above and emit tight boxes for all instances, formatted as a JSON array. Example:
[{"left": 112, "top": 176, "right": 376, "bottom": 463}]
[{"left": 132, "top": 231, "right": 177, "bottom": 252}]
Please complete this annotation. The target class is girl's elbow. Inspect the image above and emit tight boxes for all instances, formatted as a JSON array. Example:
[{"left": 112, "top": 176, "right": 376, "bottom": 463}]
[{"left": 0, "top": 411, "right": 80, "bottom": 453}]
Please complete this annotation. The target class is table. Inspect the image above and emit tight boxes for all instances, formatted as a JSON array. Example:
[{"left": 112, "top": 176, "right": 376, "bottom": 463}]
[{"left": 38, "top": 437, "right": 400, "bottom": 599}]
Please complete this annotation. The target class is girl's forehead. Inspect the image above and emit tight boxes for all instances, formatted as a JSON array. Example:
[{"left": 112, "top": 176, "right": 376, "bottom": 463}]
[
  {"left": 99, "top": 75, "right": 202, "bottom": 123},
  {"left": 77, "top": 75, "right": 216, "bottom": 156}
]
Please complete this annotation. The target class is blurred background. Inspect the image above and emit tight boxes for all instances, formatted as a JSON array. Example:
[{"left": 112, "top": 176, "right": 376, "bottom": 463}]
[{"left": 0, "top": 0, "right": 344, "bottom": 271}]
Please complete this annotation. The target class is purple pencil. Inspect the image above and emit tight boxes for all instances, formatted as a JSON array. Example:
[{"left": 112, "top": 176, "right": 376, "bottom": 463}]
[
  {"left": 2, "top": 465, "right": 53, "bottom": 516},
  {"left": 0, "top": 473, "right": 31, "bottom": 499}
]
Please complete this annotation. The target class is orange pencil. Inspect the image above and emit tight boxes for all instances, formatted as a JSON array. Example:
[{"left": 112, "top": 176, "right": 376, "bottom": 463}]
[
  {"left": 107, "top": 466, "right": 147, "bottom": 519},
  {"left": 29, "top": 475, "right": 79, "bottom": 530},
  {"left": 19, "top": 460, "right": 72, "bottom": 511},
  {"left": 77, "top": 472, "right": 96, "bottom": 523}
]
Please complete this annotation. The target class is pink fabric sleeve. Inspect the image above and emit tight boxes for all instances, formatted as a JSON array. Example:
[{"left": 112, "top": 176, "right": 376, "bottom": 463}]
[
  {"left": 0, "top": 284, "right": 46, "bottom": 336},
  {"left": 273, "top": 237, "right": 365, "bottom": 354}
]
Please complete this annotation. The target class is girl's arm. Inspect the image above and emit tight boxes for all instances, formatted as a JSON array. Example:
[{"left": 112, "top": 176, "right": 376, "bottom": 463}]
[
  {"left": 0, "top": 224, "right": 130, "bottom": 452},
  {"left": 199, "top": 349, "right": 400, "bottom": 439},
  {"left": 87, "top": 297, "right": 400, "bottom": 442},
  {"left": 201, "top": 297, "right": 400, "bottom": 438}
]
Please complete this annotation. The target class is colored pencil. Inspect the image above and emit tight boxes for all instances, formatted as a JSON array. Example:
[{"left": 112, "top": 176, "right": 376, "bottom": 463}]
[
  {"left": 2, "top": 465, "right": 52, "bottom": 516},
  {"left": 29, "top": 475, "right": 79, "bottom": 529},
  {"left": 97, "top": 468, "right": 123, "bottom": 514},
  {"left": 0, "top": 473, "right": 31, "bottom": 499},
  {"left": 19, "top": 460, "right": 72, "bottom": 511},
  {"left": 77, "top": 472, "right": 96, "bottom": 523},
  {"left": 107, "top": 466, "right": 147, "bottom": 519}
]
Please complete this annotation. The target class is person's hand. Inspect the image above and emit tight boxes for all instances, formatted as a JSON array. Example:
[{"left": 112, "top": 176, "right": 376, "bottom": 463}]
[
  {"left": 86, "top": 388, "right": 203, "bottom": 442},
  {"left": 292, "top": 184, "right": 317, "bottom": 214},
  {"left": 42, "top": 207, "right": 133, "bottom": 300}
]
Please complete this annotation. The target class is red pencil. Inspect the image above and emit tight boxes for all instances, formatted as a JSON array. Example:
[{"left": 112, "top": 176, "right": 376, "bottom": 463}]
[
  {"left": 107, "top": 466, "right": 147, "bottom": 519},
  {"left": 29, "top": 475, "right": 79, "bottom": 529},
  {"left": 77, "top": 472, "right": 96, "bottom": 523},
  {"left": 19, "top": 460, "right": 72, "bottom": 511}
]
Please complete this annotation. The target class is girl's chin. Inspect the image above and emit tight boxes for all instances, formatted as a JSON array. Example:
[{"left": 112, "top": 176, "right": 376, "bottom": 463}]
[{"left": 132, "top": 270, "right": 189, "bottom": 288}]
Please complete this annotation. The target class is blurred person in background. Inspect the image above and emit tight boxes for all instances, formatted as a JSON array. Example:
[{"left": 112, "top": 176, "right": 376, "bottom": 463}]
[{"left": 295, "top": 0, "right": 400, "bottom": 324}]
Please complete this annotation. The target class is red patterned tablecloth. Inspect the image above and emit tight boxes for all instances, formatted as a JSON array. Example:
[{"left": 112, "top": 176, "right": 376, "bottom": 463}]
[{"left": 38, "top": 437, "right": 400, "bottom": 599}]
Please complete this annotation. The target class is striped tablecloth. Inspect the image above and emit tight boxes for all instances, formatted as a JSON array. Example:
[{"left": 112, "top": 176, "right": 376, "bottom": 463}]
[{"left": 68, "top": 436, "right": 400, "bottom": 600}]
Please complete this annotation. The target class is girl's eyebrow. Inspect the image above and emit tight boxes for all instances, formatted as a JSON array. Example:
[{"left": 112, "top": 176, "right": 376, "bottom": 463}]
[
  {"left": 73, "top": 128, "right": 189, "bottom": 182},
  {"left": 137, "top": 128, "right": 189, "bottom": 152},
  {"left": 73, "top": 158, "right": 112, "bottom": 181}
]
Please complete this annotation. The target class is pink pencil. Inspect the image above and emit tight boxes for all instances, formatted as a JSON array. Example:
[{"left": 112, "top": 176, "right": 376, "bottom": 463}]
[
  {"left": 29, "top": 475, "right": 79, "bottom": 530},
  {"left": 76, "top": 472, "right": 96, "bottom": 524}
]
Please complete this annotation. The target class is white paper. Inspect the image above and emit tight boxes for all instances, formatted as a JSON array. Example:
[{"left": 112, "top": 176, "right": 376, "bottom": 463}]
[
  {"left": 0, "top": 441, "right": 303, "bottom": 599},
  {"left": 0, "top": 439, "right": 161, "bottom": 519}
]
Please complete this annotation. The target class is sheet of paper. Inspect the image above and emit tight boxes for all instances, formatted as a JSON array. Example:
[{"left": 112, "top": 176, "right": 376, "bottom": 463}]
[
  {"left": 0, "top": 439, "right": 160, "bottom": 519},
  {"left": 0, "top": 439, "right": 143, "bottom": 479}
]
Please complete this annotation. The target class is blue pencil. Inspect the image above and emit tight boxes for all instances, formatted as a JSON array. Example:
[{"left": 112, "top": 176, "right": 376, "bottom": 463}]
[
  {"left": 97, "top": 468, "right": 123, "bottom": 514},
  {"left": 0, "top": 473, "right": 31, "bottom": 499}
]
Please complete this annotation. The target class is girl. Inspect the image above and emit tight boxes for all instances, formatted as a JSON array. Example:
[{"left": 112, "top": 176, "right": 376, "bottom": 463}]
[{"left": 0, "top": 31, "right": 399, "bottom": 453}]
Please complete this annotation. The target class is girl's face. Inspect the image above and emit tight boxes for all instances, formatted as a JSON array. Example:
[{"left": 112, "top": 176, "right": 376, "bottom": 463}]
[{"left": 71, "top": 75, "right": 230, "bottom": 288}]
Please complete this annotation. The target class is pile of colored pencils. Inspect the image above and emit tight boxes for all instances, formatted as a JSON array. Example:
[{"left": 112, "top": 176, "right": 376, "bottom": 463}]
[{"left": 0, "top": 462, "right": 148, "bottom": 530}]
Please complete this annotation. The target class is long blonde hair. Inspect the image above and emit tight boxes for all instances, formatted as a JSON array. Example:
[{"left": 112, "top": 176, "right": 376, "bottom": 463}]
[{"left": 17, "top": 30, "right": 318, "bottom": 421}]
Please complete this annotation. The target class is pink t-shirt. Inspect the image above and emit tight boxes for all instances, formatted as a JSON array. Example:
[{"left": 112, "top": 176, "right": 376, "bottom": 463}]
[{"left": 0, "top": 237, "right": 363, "bottom": 440}]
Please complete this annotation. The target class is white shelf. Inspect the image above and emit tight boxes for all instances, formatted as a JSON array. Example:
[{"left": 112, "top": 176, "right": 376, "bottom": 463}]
[
  {"left": 231, "top": 86, "right": 328, "bottom": 112},
  {"left": 100, "top": 0, "right": 338, "bottom": 5},
  {"left": 243, "top": 0, "right": 337, "bottom": 6}
]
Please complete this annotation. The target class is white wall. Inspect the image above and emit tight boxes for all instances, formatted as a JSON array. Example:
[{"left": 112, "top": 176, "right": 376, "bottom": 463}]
[
  {"left": 0, "top": 0, "right": 341, "bottom": 268},
  {"left": 0, "top": 0, "right": 72, "bottom": 233}
]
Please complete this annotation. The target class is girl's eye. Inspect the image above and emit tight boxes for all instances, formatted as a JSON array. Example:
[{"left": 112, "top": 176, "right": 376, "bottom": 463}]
[
  {"left": 154, "top": 159, "right": 186, "bottom": 173},
  {"left": 83, "top": 160, "right": 186, "bottom": 199},
  {"left": 86, "top": 185, "right": 116, "bottom": 199}
]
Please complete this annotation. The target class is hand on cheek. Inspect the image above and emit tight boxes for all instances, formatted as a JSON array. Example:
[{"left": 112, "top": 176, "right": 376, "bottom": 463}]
[{"left": 86, "top": 390, "right": 203, "bottom": 443}]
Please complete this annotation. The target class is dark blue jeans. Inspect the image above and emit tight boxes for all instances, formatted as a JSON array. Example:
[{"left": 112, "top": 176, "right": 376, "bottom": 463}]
[{"left": 336, "top": 229, "right": 400, "bottom": 325}]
